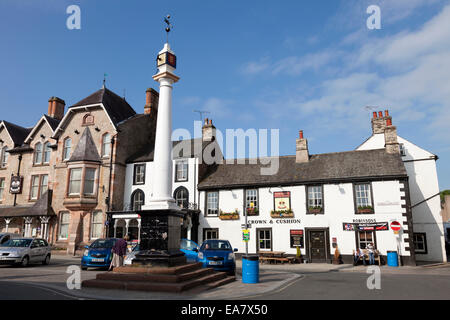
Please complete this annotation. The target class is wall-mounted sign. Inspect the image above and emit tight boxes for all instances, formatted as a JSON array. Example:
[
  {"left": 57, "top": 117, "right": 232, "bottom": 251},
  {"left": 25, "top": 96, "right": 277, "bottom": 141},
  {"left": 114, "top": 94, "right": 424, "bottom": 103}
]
[
  {"left": 273, "top": 191, "right": 291, "bottom": 211},
  {"left": 290, "top": 229, "right": 304, "bottom": 248},
  {"left": 242, "top": 229, "right": 250, "bottom": 242},
  {"left": 9, "top": 175, "right": 23, "bottom": 194},
  {"left": 343, "top": 222, "right": 389, "bottom": 231},
  {"left": 248, "top": 219, "right": 301, "bottom": 225}
]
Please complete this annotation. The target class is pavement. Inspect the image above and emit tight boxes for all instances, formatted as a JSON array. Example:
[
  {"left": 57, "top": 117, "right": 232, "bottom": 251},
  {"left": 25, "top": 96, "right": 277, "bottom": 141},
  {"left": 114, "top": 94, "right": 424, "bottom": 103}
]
[{"left": 1, "top": 255, "right": 449, "bottom": 300}]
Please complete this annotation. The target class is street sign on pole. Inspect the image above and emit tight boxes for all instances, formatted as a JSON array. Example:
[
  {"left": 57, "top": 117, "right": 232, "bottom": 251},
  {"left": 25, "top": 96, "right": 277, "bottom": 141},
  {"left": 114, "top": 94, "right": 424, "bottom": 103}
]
[
  {"left": 390, "top": 221, "right": 401, "bottom": 234},
  {"left": 242, "top": 229, "right": 250, "bottom": 242}
]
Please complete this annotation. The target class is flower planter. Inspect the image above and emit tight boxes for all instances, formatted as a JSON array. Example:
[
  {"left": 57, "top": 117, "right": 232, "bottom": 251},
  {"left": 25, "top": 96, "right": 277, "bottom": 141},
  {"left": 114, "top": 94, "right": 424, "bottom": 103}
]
[
  {"left": 308, "top": 208, "right": 323, "bottom": 214},
  {"left": 357, "top": 208, "right": 373, "bottom": 214},
  {"left": 219, "top": 214, "right": 239, "bottom": 220},
  {"left": 246, "top": 208, "right": 259, "bottom": 216}
]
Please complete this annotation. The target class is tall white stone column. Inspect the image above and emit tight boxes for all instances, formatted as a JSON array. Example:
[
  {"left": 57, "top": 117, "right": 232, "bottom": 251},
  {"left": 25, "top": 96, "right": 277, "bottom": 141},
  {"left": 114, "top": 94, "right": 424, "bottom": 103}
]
[{"left": 148, "top": 43, "right": 180, "bottom": 211}]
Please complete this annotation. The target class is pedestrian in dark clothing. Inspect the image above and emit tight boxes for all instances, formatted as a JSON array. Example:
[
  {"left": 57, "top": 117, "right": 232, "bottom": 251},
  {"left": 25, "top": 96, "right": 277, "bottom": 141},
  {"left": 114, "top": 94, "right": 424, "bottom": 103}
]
[{"left": 109, "top": 236, "right": 128, "bottom": 270}]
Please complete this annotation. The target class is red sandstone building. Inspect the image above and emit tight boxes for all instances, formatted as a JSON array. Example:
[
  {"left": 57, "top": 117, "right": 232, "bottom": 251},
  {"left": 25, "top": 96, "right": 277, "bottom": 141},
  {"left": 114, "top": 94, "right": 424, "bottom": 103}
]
[{"left": 0, "top": 86, "right": 159, "bottom": 254}]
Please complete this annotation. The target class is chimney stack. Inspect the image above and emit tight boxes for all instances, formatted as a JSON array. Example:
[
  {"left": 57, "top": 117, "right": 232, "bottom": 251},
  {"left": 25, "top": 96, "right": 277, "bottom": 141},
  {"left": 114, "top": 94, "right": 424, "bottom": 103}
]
[
  {"left": 202, "top": 118, "right": 216, "bottom": 142},
  {"left": 384, "top": 114, "right": 400, "bottom": 154},
  {"left": 144, "top": 88, "right": 159, "bottom": 115},
  {"left": 296, "top": 130, "right": 309, "bottom": 163},
  {"left": 48, "top": 97, "right": 65, "bottom": 121}
]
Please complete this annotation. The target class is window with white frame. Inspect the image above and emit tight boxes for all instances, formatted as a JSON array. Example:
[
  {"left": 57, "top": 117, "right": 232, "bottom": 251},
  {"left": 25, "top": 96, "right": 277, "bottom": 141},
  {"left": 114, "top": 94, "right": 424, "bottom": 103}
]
[
  {"left": 245, "top": 189, "right": 258, "bottom": 214},
  {"left": 133, "top": 164, "right": 145, "bottom": 185},
  {"left": 59, "top": 212, "right": 70, "bottom": 240},
  {"left": 40, "top": 174, "right": 48, "bottom": 197},
  {"left": 357, "top": 231, "right": 375, "bottom": 250},
  {"left": 413, "top": 233, "right": 427, "bottom": 254},
  {"left": 132, "top": 189, "right": 145, "bottom": 211},
  {"left": 175, "top": 160, "right": 188, "bottom": 182},
  {"left": 91, "top": 211, "right": 103, "bottom": 239},
  {"left": 43, "top": 142, "right": 51, "bottom": 164},
  {"left": 30, "top": 174, "right": 49, "bottom": 200},
  {"left": 83, "top": 168, "right": 96, "bottom": 195},
  {"left": 34, "top": 142, "right": 43, "bottom": 164},
  {"left": 0, "top": 178, "right": 5, "bottom": 200},
  {"left": 354, "top": 183, "right": 373, "bottom": 212},
  {"left": 1, "top": 146, "right": 8, "bottom": 168},
  {"left": 174, "top": 187, "right": 189, "bottom": 208},
  {"left": 63, "top": 138, "right": 72, "bottom": 161},
  {"left": 68, "top": 168, "right": 82, "bottom": 195},
  {"left": 203, "top": 228, "right": 219, "bottom": 241},
  {"left": 206, "top": 191, "right": 219, "bottom": 216},
  {"left": 307, "top": 186, "right": 323, "bottom": 213},
  {"left": 101, "top": 133, "right": 111, "bottom": 157}
]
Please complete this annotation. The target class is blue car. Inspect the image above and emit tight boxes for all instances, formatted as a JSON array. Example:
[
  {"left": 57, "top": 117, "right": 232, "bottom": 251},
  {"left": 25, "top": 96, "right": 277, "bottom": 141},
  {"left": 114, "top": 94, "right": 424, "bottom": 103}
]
[
  {"left": 180, "top": 238, "right": 199, "bottom": 262},
  {"left": 81, "top": 238, "right": 118, "bottom": 270},
  {"left": 196, "top": 239, "right": 237, "bottom": 275}
]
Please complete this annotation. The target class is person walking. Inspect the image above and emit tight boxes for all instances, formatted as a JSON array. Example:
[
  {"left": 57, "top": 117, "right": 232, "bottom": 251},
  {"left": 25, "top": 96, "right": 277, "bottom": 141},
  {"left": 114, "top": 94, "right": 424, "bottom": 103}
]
[
  {"left": 367, "top": 242, "right": 375, "bottom": 265},
  {"left": 109, "top": 236, "right": 128, "bottom": 271}
]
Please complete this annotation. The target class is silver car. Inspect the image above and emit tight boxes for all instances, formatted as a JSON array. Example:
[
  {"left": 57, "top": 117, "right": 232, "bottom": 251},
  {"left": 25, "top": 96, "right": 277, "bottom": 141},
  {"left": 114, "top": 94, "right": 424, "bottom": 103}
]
[
  {"left": 0, "top": 238, "right": 51, "bottom": 267},
  {"left": 0, "top": 233, "right": 21, "bottom": 245}
]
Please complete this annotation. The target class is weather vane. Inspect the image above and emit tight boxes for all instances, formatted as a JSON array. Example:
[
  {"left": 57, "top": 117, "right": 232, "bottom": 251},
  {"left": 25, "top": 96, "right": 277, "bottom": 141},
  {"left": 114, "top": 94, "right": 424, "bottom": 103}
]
[{"left": 164, "top": 15, "right": 173, "bottom": 43}]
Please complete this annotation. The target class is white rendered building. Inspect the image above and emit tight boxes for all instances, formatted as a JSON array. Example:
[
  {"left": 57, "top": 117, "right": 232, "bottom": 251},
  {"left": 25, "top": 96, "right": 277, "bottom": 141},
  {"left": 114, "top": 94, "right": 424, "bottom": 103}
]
[{"left": 357, "top": 111, "right": 446, "bottom": 263}]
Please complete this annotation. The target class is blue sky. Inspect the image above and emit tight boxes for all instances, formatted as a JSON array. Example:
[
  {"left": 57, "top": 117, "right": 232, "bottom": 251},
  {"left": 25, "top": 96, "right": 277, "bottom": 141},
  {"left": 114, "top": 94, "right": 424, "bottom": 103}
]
[{"left": 1, "top": 0, "right": 449, "bottom": 189}]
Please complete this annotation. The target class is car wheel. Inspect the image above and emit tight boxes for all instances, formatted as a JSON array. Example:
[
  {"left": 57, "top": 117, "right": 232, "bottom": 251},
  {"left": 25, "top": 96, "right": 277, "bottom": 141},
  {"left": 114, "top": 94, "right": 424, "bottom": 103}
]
[
  {"left": 42, "top": 254, "right": 51, "bottom": 265},
  {"left": 81, "top": 266, "right": 88, "bottom": 271},
  {"left": 21, "top": 256, "right": 29, "bottom": 267}
]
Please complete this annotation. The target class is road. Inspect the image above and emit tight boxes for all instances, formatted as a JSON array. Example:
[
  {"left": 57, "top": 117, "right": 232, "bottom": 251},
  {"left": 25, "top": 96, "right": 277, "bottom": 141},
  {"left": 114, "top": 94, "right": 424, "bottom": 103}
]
[{"left": 1, "top": 256, "right": 449, "bottom": 300}]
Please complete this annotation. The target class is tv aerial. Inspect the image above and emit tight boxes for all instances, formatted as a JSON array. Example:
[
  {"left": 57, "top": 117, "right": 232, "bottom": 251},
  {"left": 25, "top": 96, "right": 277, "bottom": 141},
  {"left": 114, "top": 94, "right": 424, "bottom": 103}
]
[{"left": 193, "top": 110, "right": 211, "bottom": 122}]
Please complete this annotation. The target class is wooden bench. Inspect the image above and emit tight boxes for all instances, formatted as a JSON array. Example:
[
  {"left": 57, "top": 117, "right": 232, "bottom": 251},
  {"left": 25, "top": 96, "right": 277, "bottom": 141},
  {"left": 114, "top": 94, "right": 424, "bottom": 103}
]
[{"left": 353, "top": 249, "right": 382, "bottom": 266}]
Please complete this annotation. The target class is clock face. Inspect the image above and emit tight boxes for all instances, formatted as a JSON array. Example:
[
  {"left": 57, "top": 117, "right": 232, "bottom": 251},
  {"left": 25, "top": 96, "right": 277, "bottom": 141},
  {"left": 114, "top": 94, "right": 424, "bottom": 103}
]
[
  {"left": 156, "top": 52, "right": 176, "bottom": 68},
  {"left": 157, "top": 52, "right": 167, "bottom": 67}
]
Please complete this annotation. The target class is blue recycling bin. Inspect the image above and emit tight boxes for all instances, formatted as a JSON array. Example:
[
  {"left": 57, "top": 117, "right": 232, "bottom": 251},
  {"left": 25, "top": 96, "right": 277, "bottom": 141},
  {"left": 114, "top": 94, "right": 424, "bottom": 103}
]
[
  {"left": 242, "top": 255, "right": 259, "bottom": 284},
  {"left": 387, "top": 251, "right": 399, "bottom": 267}
]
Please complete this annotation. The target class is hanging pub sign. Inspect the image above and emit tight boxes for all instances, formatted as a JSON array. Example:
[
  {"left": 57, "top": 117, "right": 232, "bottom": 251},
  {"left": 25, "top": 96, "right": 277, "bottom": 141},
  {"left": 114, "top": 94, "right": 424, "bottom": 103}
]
[
  {"left": 290, "top": 229, "right": 304, "bottom": 248},
  {"left": 273, "top": 191, "right": 291, "bottom": 211},
  {"left": 9, "top": 175, "right": 23, "bottom": 194},
  {"left": 343, "top": 222, "right": 389, "bottom": 231}
]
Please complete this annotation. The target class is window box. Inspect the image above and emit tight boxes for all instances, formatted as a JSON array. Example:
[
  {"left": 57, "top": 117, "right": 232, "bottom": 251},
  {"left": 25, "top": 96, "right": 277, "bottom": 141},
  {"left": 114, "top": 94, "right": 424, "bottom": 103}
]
[
  {"left": 219, "top": 210, "right": 240, "bottom": 220},
  {"left": 270, "top": 209, "right": 294, "bottom": 218},
  {"left": 246, "top": 207, "right": 259, "bottom": 216},
  {"left": 357, "top": 206, "right": 374, "bottom": 214},
  {"left": 308, "top": 206, "right": 323, "bottom": 214}
]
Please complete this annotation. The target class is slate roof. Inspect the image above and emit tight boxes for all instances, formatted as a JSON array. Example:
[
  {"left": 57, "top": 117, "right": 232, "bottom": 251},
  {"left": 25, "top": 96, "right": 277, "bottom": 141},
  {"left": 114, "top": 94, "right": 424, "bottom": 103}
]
[
  {"left": 1, "top": 121, "right": 32, "bottom": 147},
  {"left": 0, "top": 190, "right": 55, "bottom": 217},
  {"left": 70, "top": 87, "right": 136, "bottom": 127},
  {"left": 198, "top": 149, "right": 408, "bottom": 190},
  {"left": 43, "top": 115, "right": 61, "bottom": 131},
  {"left": 68, "top": 127, "right": 101, "bottom": 163},
  {"left": 127, "top": 138, "right": 222, "bottom": 163}
]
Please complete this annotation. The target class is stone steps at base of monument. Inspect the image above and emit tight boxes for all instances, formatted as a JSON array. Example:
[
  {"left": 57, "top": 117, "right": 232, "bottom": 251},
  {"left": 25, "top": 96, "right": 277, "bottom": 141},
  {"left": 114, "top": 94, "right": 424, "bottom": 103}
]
[
  {"left": 82, "top": 271, "right": 230, "bottom": 293},
  {"left": 112, "top": 262, "right": 203, "bottom": 275},
  {"left": 96, "top": 267, "right": 215, "bottom": 283}
]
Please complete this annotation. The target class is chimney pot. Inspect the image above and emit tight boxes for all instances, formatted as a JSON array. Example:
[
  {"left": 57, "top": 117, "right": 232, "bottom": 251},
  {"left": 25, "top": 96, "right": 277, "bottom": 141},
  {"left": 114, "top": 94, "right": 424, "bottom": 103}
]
[
  {"left": 48, "top": 97, "right": 65, "bottom": 121},
  {"left": 386, "top": 118, "right": 392, "bottom": 126},
  {"left": 145, "top": 88, "right": 159, "bottom": 115},
  {"left": 299, "top": 130, "right": 304, "bottom": 139},
  {"left": 385, "top": 110, "right": 389, "bottom": 117},
  {"left": 378, "top": 111, "right": 383, "bottom": 118},
  {"left": 373, "top": 112, "right": 377, "bottom": 118}
]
